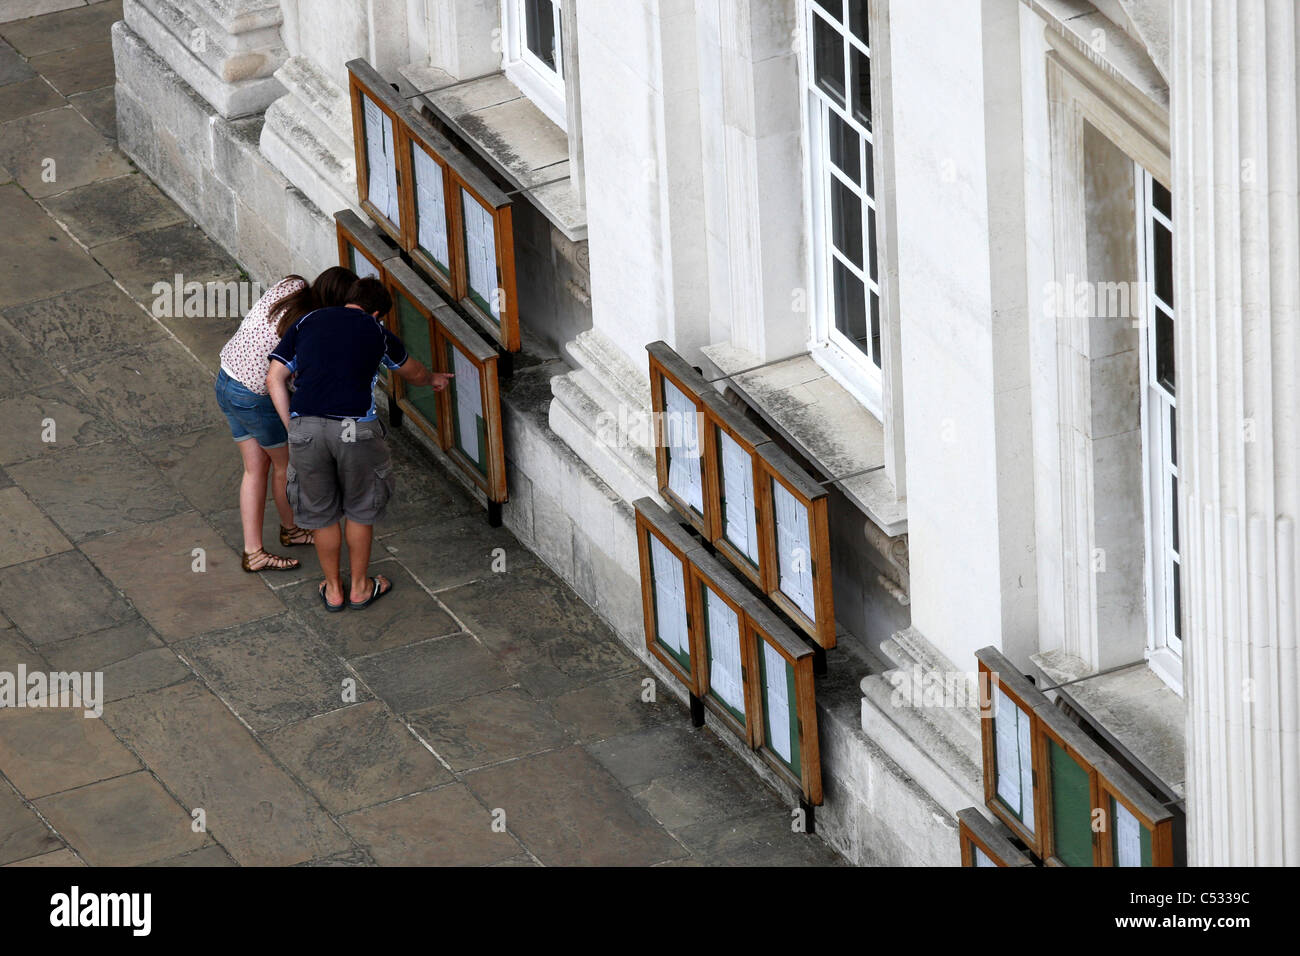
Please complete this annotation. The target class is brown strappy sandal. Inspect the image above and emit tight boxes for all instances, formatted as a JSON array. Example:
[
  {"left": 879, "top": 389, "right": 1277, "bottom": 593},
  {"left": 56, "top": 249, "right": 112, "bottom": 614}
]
[
  {"left": 242, "top": 548, "right": 301, "bottom": 573},
  {"left": 280, "top": 524, "right": 314, "bottom": 547}
]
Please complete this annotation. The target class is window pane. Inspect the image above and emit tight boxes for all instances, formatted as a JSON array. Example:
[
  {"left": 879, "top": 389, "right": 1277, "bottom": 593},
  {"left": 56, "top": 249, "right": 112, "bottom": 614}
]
[
  {"left": 814, "top": 0, "right": 844, "bottom": 21},
  {"left": 829, "top": 111, "right": 860, "bottom": 184},
  {"left": 870, "top": 291, "right": 881, "bottom": 368},
  {"left": 867, "top": 205, "right": 878, "bottom": 282},
  {"left": 1168, "top": 404, "right": 1177, "bottom": 466},
  {"left": 849, "top": 0, "right": 869, "bottom": 45},
  {"left": 833, "top": 258, "right": 868, "bottom": 346},
  {"left": 813, "top": 15, "right": 845, "bottom": 106},
  {"left": 864, "top": 137, "right": 875, "bottom": 198},
  {"left": 1154, "top": 222, "right": 1173, "bottom": 307},
  {"left": 1173, "top": 561, "right": 1182, "bottom": 640},
  {"left": 1152, "top": 179, "right": 1171, "bottom": 218},
  {"left": 851, "top": 45, "right": 872, "bottom": 129},
  {"left": 524, "top": 0, "right": 558, "bottom": 71},
  {"left": 831, "top": 177, "right": 863, "bottom": 267},
  {"left": 1156, "top": 309, "right": 1175, "bottom": 394}
]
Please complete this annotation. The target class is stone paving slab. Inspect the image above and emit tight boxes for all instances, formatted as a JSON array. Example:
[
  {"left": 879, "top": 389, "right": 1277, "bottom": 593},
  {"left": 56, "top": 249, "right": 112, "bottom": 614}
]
[
  {"left": 68, "top": 84, "right": 114, "bottom": 139},
  {"left": 0, "top": 1, "right": 121, "bottom": 56},
  {"left": 407, "top": 685, "right": 570, "bottom": 772},
  {"left": 0, "top": 781, "right": 61, "bottom": 865},
  {"left": 39, "top": 619, "right": 161, "bottom": 671},
  {"left": 263, "top": 700, "right": 453, "bottom": 816},
  {"left": 0, "top": 485, "right": 72, "bottom": 569},
  {"left": 81, "top": 511, "right": 284, "bottom": 641},
  {"left": 352, "top": 633, "right": 513, "bottom": 714},
  {"left": 0, "top": 76, "right": 62, "bottom": 122},
  {"left": 42, "top": 172, "right": 184, "bottom": 246},
  {"left": 34, "top": 769, "right": 207, "bottom": 866},
  {"left": 5, "top": 847, "right": 83, "bottom": 866},
  {"left": 8, "top": 438, "right": 189, "bottom": 541},
  {"left": 0, "top": 549, "right": 137, "bottom": 644},
  {"left": 0, "top": 386, "right": 119, "bottom": 466},
  {"left": 100, "top": 645, "right": 188, "bottom": 702},
  {"left": 0, "top": 708, "right": 141, "bottom": 798},
  {"left": 0, "top": 38, "right": 34, "bottom": 84},
  {"left": 339, "top": 784, "right": 521, "bottom": 867},
  {"left": 2, "top": 281, "right": 165, "bottom": 370},
  {"left": 104, "top": 680, "right": 352, "bottom": 866},
  {"left": 0, "top": 186, "right": 108, "bottom": 309},
  {"left": 0, "top": 313, "right": 62, "bottom": 400},
  {"left": 28, "top": 37, "right": 113, "bottom": 95},
  {"left": 138, "top": 425, "right": 247, "bottom": 516},
  {"left": 91, "top": 221, "right": 241, "bottom": 304},
  {"left": 0, "top": 105, "right": 131, "bottom": 198},
  {"left": 379, "top": 512, "right": 539, "bottom": 592}
]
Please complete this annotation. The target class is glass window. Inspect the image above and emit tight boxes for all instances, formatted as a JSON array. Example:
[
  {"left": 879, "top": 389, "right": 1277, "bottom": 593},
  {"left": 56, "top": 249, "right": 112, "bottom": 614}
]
[{"left": 522, "top": 0, "right": 562, "bottom": 78}]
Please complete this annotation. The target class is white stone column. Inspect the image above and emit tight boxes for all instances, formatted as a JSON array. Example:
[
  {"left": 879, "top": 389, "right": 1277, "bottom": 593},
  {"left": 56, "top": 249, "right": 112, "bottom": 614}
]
[{"left": 1173, "top": 0, "right": 1300, "bottom": 866}]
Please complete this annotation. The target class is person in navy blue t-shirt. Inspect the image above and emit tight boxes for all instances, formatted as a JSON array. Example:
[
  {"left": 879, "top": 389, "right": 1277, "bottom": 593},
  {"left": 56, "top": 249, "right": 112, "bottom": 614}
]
[{"left": 266, "top": 277, "right": 451, "bottom": 611}]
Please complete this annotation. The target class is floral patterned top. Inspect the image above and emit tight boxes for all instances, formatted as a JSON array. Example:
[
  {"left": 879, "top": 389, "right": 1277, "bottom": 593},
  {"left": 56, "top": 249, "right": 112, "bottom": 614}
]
[{"left": 218, "top": 277, "right": 306, "bottom": 395}]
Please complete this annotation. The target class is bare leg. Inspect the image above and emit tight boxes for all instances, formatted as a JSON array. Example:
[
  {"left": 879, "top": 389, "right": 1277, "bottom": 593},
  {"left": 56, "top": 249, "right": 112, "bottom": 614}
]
[
  {"left": 345, "top": 519, "right": 385, "bottom": 600},
  {"left": 314, "top": 522, "right": 346, "bottom": 606},
  {"left": 264, "top": 445, "right": 298, "bottom": 530},
  {"left": 237, "top": 438, "right": 271, "bottom": 554}
]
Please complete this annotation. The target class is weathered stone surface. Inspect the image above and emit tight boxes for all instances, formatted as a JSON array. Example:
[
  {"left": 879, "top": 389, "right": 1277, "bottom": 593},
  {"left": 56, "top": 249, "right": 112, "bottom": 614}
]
[
  {"left": 8, "top": 439, "right": 189, "bottom": 541},
  {"left": 0, "top": 106, "right": 131, "bottom": 198},
  {"left": 42, "top": 172, "right": 183, "bottom": 246},
  {"left": 352, "top": 633, "right": 513, "bottom": 714},
  {"left": 0, "top": 486, "right": 72, "bottom": 569},
  {"left": 339, "top": 784, "right": 520, "bottom": 866},
  {"left": 100, "top": 646, "right": 189, "bottom": 701},
  {"left": 0, "top": 313, "right": 61, "bottom": 399},
  {"left": 1, "top": 281, "right": 163, "bottom": 370},
  {"left": 40, "top": 618, "right": 162, "bottom": 670},
  {"left": 408, "top": 686, "right": 569, "bottom": 772},
  {"left": 179, "top": 614, "right": 366, "bottom": 732},
  {"left": 463, "top": 747, "right": 686, "bottom": 867},
  {"left": 0, "top": 549, "right": 136, "bottom": 644},
  {"left": 380, "top": 513, "right": 539, "bottom": 593},
  {"left": 3, "top": 847, "right": 83, "bottom": 866},
  {"left": 29, "top": 38, "right": 114, "bottom": 95},
  {"left": 104, "top": 680, "right": 350, "bottom": 865},
  {"left": 90, "top": 220, "right": 240, "bottom": 304},
  {"left": 35, "top": 770, "right": 207, "bottom": 866},
  {"left": 279, "top": 562, "right": 462, "bottom": 660},
  {"left": 0, "top": 76, "right": 61, "bottom": 122},
  {"left": 263, "top": 700, "right": 452, "bottom": 815},
  {"left": 0, "top": 783, "right": 61, "bottom": 865},
  {"left": 139, "top": 425, "right": 245, "bottom": 517},
  {"left": 0, "top": 1, "right": 122, "bottom": 56},
  {"left": 152, "top": 844, "right": 237, "bottom": 866},
  {"left": 68, "top": 85, "right": 115, "bottom": 139},
  {"left": 0, "top": 708, "right": 142, "bottom": 798},
  {"left": 0, "top": 387, "right": 117, "bottom": 466},
  {"left": 0, "top": 39, "right": 34, "bottom": 85},
  {"left": 548, "top": 671, "right": 684, "bottom": 745},
  {"left": 0, "top": 187, "right": 108, "bottom": 309},
  {"left": 81, "top": 511, "right": 283, "bottom": 641},
  {"left": 65, "top": 341, "right": 216, "bottom": 444}
]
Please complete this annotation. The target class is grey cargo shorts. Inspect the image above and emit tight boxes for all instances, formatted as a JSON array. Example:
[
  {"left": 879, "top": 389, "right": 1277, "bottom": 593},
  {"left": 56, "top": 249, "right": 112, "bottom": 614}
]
[{"left": 286, "top": 416, "right": 396, "bottom": 528}]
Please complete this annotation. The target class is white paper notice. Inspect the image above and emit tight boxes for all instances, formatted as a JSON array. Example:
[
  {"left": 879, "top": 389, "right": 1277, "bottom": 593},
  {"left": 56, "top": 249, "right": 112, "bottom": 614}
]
[
  {"left": 351, "top": 250, "right": 379, "bottom": 280},
  {"left": 994, "top": 687, "right": 1022, "bottom": 812},
  {"left": 705, "top": 588, "right": 744, "bottom": 715},
  {"left": 1115, "top": 800, "right": 1141, "bottom": 867},
  {"left": 1017, "top": 704, "right": 1035, "bottom": 832},
  {"left": 452, "top": 346, "right": 483, "bottom": 466},
  {"left": 412, "top": 148, "right": 448, "bottom": 266},
  {"left": 462, "top": 189, "right": 499, "bottom": 320},
  {"left": 381, "top": 111, "right": 400, "bottom": 227},
  {"left": 764, "top": 643, "right": 791, "bottom": 763},
  {"left": 649, "top": 537, "right": 688, "bottom": 658},
  {"left": 974, "top": 847, "right": 996, "bottom": 867},
  {"left": 773, "top": 482, "right": 815, "bottom": 619},
  {"left": 720, "top": 431, "right": 759, "bottom": 564},
  {"left": 663, "top": 379, "right": 703, "bottom": 513},
  {"left": 363, "top": 96, "right": 388, "bottom": 216}
]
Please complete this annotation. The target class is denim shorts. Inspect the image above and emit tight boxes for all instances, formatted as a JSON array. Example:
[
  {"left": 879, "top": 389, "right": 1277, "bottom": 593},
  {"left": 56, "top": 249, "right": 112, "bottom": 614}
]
[{"left": 215, "top": 368, "right": 287, "bottom": 449}]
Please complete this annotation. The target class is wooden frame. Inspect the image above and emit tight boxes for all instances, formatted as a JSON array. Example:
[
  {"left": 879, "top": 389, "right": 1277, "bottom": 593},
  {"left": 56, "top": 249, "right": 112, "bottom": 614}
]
[
  {"left": 701, "top": 389, "right": 771, "bottom": 588},
  {"left": 634, "top": 498, "right": 706, "bottom": 695},
  {"left": 756, "top": 444, "right": 836, "bottom": 649},
  {"left": 434, "top": 302, "right": 508, "bottom": 503},
  {"left": 957, "top": 808, "right": 1036, "bottom": 867},
  {"left": 383, "top": 258, "right": 443, "bottom": 445},
  {"left": 399, "top": 109, "right": 459, "bottom": 299},
  {"left": 451, "top": 157, "right": 521, "bottom": 353},
  {"left": 745, "top": 595, "right": 822, "bottom": 805},
  {"left": 1093, "top": 757, "right": 1176, "bottom": 867},
  {"left": 346, "top": 60, "right": 407, "bottom": 244},
  {"left": 335, "top": 210, "right": 400, "bottom": 395},
  {"left": 646, "top": 342, "right": 714, "bottom": 537},
  {"left": 1032, "top": 703, "right": 1102, "bottom": 867},
  {"left": 687, "top": 544, "right": 760, "bottom": 746},
  {"left": 975, "top": 647, "right": 1048, "bottom": 856}
]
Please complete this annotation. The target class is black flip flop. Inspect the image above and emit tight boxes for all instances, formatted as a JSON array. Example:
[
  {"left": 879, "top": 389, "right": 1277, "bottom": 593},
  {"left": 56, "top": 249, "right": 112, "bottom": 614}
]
[
  {"left": 319, "top": 582, "right": 346, "bottom": 613},
  {"left": 348, "top": 576, "right": 392, "bottom": 610}
]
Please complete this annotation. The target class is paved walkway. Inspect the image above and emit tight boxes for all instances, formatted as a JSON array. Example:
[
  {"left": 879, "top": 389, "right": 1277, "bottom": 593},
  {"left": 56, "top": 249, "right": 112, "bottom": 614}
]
[{"left": 0, "top": 3, "right": 840, "bottom": 866}]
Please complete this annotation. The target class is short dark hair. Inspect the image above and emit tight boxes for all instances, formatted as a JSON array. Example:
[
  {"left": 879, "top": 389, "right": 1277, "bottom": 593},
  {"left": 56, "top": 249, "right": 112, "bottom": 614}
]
[{"left": 347, "top": 276, "right": 392, "bottom": 318}]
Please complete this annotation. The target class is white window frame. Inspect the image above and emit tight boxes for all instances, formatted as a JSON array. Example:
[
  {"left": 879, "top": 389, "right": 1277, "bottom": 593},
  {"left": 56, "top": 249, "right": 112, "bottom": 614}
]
[
  {"left": 1136, "top": 166, "right": 1182, "bottom": 692},
  {"left": 502, "top": 0, "right": 567, "bottom": 131},
  {"left": 800, "top": 0, "right": 885, "bottom": 419}
]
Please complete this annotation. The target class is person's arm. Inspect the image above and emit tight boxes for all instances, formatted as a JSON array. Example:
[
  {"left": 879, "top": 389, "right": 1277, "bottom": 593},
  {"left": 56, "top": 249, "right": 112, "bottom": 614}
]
[
  {"left": 267, "top": 360, "right": 294, "bottom": 429},
  {"left": 396, "top": 357, "right": 453, "bottom": 391}
]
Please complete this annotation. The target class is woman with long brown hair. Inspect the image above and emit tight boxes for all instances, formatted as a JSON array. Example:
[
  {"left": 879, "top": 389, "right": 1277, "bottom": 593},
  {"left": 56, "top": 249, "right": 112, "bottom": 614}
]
[{"left": 214, "top": 266, "right": 357, "bottom": 571}]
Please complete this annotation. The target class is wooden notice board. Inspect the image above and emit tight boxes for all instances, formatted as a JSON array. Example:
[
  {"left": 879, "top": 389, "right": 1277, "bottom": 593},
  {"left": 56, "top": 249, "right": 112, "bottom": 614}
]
[
  {"left": 701, "top": 389, "right": 771, "bottom": 588},
  {"left": 384, "top": 257, "right": 443, "bottom": 444},
  {"left": 957, "top": 808, "right": 1035, "bottom": 867},
  {"left": 434, "top": 301, "right": 508, "bottom": 503},
  {"left": 647, "top": 342, "right": 712, "bottom": 537},
  {"left": 745, "top": 594, "right": 822, "bottom": 805},
  {"left": 688, "top": 543, "right": 760, "bottom": 745},
  {"left": 756, "top": 443, "right": 835, "bottom": 649},
  {"left": 634, "top": 498, "right": 706, "bottom": 695},
  {"left": 976, "top": 646, "right": 1048, "bottom": 856},
  {"left": 346, "top": 59, "right": 406, "bottom": 244}
]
